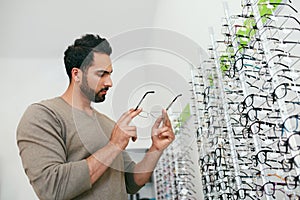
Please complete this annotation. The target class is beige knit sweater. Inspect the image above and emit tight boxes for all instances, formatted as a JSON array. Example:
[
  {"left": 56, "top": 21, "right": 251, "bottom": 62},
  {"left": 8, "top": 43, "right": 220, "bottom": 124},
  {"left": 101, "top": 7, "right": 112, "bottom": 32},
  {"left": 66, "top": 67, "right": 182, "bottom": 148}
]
[{"left": 17, "top": 97, "right": 141, "bottom": 200}]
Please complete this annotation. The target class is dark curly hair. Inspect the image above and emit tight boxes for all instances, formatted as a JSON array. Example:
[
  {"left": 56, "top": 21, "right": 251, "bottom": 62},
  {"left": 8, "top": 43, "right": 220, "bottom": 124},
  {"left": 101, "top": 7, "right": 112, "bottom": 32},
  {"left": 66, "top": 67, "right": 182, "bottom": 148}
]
[{"left": 63, "top": 34, "right": 112, "bottom": 82}]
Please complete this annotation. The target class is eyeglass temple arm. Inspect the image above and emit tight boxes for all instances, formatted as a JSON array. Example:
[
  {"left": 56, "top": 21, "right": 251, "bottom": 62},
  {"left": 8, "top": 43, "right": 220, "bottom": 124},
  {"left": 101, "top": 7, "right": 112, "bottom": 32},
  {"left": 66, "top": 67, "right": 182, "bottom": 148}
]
[
  {"left": 166, "top": 94, "right": 182, "bottom": 111},
  {"left": 134, "top": 91, "right": 155, "bottom": 111}
]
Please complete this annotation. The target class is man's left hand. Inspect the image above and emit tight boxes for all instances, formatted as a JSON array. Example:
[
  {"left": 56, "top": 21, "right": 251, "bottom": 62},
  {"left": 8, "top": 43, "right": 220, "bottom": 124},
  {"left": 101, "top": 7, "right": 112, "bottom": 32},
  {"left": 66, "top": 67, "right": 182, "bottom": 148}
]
[{"left": 150, "top": 109, "right": 175, "bottom": 151}]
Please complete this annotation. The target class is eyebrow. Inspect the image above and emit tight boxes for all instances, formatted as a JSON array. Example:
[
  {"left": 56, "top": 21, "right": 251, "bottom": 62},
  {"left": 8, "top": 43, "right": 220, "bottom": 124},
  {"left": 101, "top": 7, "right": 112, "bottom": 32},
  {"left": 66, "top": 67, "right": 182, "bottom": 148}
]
[{"left": 95, "top": 69, "right": 113, "bottom": 75}]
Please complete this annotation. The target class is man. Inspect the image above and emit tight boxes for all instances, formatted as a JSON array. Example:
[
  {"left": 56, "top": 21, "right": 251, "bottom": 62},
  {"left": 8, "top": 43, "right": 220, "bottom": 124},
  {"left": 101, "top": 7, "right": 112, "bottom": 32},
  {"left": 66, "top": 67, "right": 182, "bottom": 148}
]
[{"left": 17, "top": 34, "right": 175, "bottom": 200}]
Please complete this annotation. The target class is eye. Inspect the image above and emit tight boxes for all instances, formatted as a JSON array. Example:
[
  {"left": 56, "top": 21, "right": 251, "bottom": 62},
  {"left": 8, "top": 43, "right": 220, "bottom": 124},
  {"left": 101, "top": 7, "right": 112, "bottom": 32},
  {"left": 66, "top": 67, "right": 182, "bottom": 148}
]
[
  {"left": 97, "top": 71, "right": 108, "bottom": 77},
  {"left": 97, "top": 72, "right": 105, "bottom": 77},
  {"left": 95, "top": 70, "right": 112, "bottom": 78}
]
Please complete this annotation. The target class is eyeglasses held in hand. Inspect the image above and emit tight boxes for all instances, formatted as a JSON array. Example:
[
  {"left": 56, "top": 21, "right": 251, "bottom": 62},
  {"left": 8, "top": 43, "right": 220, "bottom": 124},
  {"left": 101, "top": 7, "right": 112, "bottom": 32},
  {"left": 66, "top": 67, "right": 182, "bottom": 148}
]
[
  {"left": 134, "top": 90, "right": 155, "bottom": 110},
  {"left": 134, "top": 92, "right": 183, "bottom": 120},
  {"left": 166, "top": 94, "right": 183, "bottom": 111}
]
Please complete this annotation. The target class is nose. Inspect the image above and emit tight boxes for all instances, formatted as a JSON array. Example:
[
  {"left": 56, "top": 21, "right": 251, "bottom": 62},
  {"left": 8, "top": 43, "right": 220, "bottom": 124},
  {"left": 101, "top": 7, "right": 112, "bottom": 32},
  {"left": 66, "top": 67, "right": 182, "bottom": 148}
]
[{"left": 104, "top": 75, "right": 113, "bottom": 88}]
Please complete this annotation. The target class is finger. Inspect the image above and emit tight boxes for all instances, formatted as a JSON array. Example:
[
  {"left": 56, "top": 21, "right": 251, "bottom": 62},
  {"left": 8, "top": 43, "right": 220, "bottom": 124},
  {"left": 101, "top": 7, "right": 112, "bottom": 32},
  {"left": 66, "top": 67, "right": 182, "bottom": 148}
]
[
  {"left": 157, "top": 131, "right": 175, "bottom": 140},
  {"left": 116, "top": 124, "right": 137, "bottom": 136},
  {"left": 132, "top": 136, "right": 137, "bottom": 142},
  {"left": 162, "top": 109, "right": 171, "bottom": 127},
  {"left": 115, "top": 122, "right": 137, "bottom": 131},
  {"left": 124, "top": 128, "right": 137, "bottom": 141},
  {"left": 120, "top": 108, "right": 142, "bottom": 124},
  {"left": 153, "top": 115, "right": 163, "bottom": 129},
  {"left": 122, "top": 126, "right": 137, "bottom": 132},
  {"left": 129, "top": 108, "right": 143, "bottom": 119},
  {"left": 152, "top": 126, "right": 169, "bottom": 137},
  {"left": 118, "top": 110, "right": 132, "bottom": 122},
  {"left": 154, "top": 126, "right": 169, "bottom": 135},
  {"left": 123, "top": 108, "right": 142, "bottom": 124}
]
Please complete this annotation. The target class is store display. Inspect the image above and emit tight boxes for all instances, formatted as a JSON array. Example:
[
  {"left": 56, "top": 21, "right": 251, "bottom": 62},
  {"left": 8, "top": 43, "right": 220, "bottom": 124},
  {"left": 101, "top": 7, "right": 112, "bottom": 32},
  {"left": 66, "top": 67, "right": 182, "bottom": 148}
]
[{"left": 154, "top": 0, "right": 300, "bottom": 199}]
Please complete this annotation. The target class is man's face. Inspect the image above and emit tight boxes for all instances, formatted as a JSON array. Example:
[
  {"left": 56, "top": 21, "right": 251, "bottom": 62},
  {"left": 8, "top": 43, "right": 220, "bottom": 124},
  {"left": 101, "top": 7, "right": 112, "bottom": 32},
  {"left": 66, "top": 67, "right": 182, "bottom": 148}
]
[{"left": 80, "top": 53, "right": 113, "bottom": 103}]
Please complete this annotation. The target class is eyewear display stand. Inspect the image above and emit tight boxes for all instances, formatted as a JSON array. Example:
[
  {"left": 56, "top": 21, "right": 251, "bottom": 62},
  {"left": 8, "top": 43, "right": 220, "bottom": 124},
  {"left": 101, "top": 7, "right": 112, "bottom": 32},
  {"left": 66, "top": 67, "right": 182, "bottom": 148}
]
[
  {"left": 153, "top": 106, "right": 203, "bottom": 200},
  {"left": 152, "top": 0, "right": 300, "bottom": 199},
  {"left": 194, "top": 0, "right": 300, "bottom": 199},
  {"left": 250, "top": 0, "right": 300, "bottom": 176}
]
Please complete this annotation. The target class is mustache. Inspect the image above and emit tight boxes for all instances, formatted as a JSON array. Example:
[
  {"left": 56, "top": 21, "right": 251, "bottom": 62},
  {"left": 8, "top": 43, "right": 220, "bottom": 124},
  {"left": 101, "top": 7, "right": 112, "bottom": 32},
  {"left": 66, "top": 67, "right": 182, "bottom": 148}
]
[{"left": 97, "top": 87, "right": 109, "bottom": 95}]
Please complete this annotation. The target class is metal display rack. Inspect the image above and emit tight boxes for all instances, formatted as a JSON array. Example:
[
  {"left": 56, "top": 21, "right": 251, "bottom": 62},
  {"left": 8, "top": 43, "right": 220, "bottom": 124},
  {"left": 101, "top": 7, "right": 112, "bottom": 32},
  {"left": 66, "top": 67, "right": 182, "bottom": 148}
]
[
  {"left": 153, "top": 0, "right": 300, "bottom": 199},
  {"left": 196, "top": 0, "right": 300, "bottom": 199}
]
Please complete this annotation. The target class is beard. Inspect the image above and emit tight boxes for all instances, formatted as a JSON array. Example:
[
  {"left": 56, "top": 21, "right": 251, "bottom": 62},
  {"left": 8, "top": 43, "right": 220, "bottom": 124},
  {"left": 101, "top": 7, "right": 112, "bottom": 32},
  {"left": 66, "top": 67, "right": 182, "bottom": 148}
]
[{"left": 79, "top": 75, "right": 108, "bottom": 103}]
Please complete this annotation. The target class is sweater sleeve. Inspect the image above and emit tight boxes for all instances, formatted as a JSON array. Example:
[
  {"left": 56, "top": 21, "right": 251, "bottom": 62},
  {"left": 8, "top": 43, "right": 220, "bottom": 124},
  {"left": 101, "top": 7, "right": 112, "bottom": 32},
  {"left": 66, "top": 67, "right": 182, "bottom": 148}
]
[
  {"left": 122, "top": 152, "right": 144, "bottom": 194},
  {"left": 16, "top": 104, "right": 92, "bottom": 200}
]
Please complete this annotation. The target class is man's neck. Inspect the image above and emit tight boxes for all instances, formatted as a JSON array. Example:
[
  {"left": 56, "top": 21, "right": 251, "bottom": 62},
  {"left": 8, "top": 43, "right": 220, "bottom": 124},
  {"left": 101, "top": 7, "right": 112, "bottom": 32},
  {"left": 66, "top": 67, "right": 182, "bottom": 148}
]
[{"left": 61, "top": 84, "right": 94, "bottom": 115}]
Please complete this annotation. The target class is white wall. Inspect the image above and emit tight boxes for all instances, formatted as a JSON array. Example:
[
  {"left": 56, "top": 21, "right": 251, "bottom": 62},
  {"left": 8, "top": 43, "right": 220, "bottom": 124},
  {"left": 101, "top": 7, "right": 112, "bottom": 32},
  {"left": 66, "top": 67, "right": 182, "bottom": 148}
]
[
  {"left": 0, "top": 0, "right": 158, "bottom": 199},
  {"left": 2, "top": 0, "right": 299, "bottom": 199},
  {"left": 0, "top": 58, "right": 67, "bottom": 199}
]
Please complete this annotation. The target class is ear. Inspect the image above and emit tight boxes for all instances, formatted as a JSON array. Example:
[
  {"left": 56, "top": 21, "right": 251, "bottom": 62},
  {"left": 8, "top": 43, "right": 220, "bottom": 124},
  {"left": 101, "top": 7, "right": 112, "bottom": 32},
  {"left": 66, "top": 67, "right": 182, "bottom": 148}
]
[{"left": 71, "top": 68, "right": 81, "bottom": 82}]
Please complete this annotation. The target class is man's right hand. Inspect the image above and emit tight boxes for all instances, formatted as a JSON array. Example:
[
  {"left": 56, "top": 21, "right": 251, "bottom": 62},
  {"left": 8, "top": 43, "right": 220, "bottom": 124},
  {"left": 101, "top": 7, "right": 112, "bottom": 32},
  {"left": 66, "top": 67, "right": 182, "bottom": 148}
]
[{"left": 110, "top": 108, "right": 142, "bottom": 150}]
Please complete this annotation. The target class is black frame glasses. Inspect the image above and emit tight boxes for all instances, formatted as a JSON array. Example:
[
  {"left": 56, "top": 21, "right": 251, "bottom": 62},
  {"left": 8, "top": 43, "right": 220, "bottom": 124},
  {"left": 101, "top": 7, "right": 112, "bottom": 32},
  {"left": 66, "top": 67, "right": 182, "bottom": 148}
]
[
  {"left": 134, "top": 91, "right": 183, "bottom": 119},
  {"left": 166, "top": 94, "right": 183, "bottom": 111},
  {"left": 134, "top": 90, "right": 155, "bottom": 110}
]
